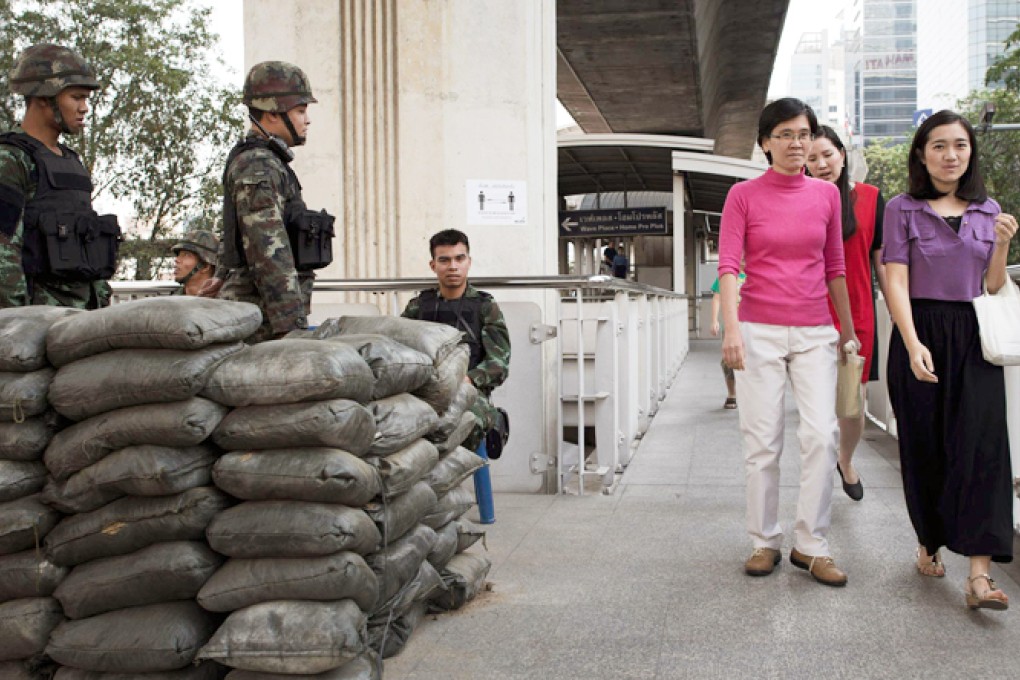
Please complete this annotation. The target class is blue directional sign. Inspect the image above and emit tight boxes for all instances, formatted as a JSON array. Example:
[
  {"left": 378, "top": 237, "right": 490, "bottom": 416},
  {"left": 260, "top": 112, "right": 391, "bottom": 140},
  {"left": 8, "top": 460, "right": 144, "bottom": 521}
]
[
  {"left": 913, "top": 109, "right": 932, "bottom": 127},
  {"left": 558, "top": 207, "right": 669, "bottom": 238}
]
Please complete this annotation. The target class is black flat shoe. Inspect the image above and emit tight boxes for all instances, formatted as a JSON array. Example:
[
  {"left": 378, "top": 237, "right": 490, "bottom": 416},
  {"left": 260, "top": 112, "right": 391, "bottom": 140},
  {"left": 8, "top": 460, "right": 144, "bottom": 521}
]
[{"left": 836, "top": 464, "right": 864, "bottom": 501}]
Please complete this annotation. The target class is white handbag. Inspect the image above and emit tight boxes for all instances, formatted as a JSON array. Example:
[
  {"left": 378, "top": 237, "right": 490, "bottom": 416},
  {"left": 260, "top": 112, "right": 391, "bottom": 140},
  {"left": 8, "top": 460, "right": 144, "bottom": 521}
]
[
  {"left": 835, "top": 342, "right": 864, "bottom": 419},
  {"left": 973, "top": 275, "right": 1020, "bottom": 366}
]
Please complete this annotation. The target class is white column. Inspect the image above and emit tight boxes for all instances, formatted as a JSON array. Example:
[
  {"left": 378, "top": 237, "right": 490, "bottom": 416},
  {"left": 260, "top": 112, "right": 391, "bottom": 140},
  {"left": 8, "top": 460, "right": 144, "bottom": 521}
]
[{"left": 672, "top": 172, "right": 686, "bottom": 293}]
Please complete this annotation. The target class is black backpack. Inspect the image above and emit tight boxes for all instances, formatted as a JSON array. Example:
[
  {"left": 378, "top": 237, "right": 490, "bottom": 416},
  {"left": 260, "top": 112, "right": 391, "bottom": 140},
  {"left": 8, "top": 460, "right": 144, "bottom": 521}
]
[{"left": 485, "top": 407, "right": 510, "bottom": 459}]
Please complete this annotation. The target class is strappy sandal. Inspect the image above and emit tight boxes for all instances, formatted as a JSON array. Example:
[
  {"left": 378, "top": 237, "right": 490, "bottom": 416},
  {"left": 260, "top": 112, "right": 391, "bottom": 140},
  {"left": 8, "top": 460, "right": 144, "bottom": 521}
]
[
  {"left": 915, "top": 547, "right": 945, "bottom": 578},
  {"left": 965, "top": 574, "right": 1009, "bottom": 611},
  {"left": 724, "top": 397, "right": 737, "bottom": 409}
]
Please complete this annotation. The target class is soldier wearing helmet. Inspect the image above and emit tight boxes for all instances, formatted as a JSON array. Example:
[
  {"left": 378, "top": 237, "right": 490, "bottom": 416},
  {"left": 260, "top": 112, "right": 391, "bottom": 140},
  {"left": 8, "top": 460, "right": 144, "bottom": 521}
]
[
  {"left": 202, "top": 61, "right": 335, "bottom": 342},
  {"left": 0, "top": 43, "right": 121, "bottom": 309},
  {"left": 171, "top": 228, "right": 219, "bottom": 296}
]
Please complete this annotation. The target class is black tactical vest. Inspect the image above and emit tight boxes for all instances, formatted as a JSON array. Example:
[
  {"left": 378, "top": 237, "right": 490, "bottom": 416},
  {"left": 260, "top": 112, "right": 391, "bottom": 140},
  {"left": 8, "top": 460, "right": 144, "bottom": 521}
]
[
  {"left": 221, "top": 137, "right": 334, "bottom": 271},
  {"left": 415, "top": 289, "right": 489, "bottom": 370},
  {"left": 0, "top": 132, "right": 120, "bottom": 281}
]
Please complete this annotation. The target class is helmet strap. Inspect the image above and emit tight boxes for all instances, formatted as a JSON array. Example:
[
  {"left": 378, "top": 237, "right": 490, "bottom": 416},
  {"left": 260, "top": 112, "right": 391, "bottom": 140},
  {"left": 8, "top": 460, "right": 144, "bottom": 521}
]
[
  {"left": 176, "top": 263, "right": 202, "bottom": 285},
  {"left": 48, "top": 97, "right": 73, "bottom": 134},
  {"left": 281, "top": 112, "right": 305, "bottom": 146}
]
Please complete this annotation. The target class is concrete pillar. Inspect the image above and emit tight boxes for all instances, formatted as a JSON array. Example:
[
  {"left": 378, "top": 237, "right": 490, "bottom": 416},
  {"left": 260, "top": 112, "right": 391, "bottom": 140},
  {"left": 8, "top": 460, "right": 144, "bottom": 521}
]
[{"left": 672, "top": 172, "right": 686, "bottom": 293}]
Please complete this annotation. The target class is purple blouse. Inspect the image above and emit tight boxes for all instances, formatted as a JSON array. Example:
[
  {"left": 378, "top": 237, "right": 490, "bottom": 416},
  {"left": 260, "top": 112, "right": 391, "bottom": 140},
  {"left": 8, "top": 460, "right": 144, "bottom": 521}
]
[{"left": 881, "top": 193, "right": 999, "bottom": 300}]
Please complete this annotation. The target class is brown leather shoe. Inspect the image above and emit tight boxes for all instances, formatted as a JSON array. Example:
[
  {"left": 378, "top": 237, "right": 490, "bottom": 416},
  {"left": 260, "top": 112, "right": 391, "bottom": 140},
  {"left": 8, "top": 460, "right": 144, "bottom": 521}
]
[
  {"left": 790, "top": 548, "right": 847, "bottom": 587},
  {"left": 744, "top": 547, "right": 781, "bottom": 576}
]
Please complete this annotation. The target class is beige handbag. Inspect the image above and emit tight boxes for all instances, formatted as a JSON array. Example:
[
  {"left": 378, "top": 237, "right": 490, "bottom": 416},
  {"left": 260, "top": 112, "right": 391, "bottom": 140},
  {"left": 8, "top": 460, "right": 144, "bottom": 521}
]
[{"left": 835, "top": 342, "right": 865, "bottom": 419}]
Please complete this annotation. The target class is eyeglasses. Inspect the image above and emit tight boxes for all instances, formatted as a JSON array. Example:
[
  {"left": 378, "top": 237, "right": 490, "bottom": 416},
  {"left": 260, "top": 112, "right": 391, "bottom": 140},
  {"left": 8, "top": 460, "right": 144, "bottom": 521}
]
[{"left": 769, "top": 131, "right": 815, "bottom": 143}]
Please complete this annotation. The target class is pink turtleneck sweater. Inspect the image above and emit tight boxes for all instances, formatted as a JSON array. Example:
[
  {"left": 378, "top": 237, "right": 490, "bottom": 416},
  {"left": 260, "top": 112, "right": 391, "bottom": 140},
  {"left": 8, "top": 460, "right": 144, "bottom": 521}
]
[{"left": 718, "top": 168, "right": 845, "bottom": 327}]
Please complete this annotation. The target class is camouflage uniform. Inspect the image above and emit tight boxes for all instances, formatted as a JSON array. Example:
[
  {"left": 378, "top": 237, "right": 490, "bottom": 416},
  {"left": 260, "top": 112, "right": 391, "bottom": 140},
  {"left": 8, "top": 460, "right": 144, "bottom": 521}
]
[{"left": 403, "top": 283, "right": 511, "bottom": 449}]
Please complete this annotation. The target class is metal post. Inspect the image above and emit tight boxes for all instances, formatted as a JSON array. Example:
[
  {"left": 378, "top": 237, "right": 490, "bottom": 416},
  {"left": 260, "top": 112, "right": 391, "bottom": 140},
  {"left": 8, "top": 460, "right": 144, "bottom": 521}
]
[
  {"left": 473, "top": 440, "right": 495, "bottom": 524},
  {"left": 576, "top": 285, "right": 586, "bottom": 495}
]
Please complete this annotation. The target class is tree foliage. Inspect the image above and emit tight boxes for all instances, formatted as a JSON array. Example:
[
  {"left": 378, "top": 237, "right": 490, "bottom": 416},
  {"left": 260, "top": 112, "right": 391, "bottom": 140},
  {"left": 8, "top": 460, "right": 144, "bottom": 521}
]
[
  {"left": 0, "top": 0, "right": 243, "bottom": 279},
  {"left": 987, "top": 23, "right": 1020, "bottom": 92},
  {"left": 861, "top": 139, "right": 910, "bottom": 203}
]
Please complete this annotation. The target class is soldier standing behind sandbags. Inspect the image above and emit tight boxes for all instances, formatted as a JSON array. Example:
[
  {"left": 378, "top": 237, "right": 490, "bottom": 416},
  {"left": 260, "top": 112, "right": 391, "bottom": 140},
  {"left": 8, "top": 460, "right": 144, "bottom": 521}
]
[
  {"left": 201, "top": 61, "right": 335, "bottom": 342},
  {"left": 171, "top": 228, "right": 219, "bottom": 296},
  {"left": 0, "top": 44, "right": 120, "bottom": 309}
]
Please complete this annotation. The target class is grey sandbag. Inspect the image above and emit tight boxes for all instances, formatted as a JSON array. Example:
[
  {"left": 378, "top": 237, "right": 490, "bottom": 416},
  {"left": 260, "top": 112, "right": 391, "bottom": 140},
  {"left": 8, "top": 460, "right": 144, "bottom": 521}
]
[
  {"left": 0, "top": 597, "right": 64, "bottom": 661},
  {"left": 0, "top": 368, "right": 54, "bottom": 421},
  {"left": 44, "top": 487, "right": 231, "bottom": 567},
  {"left": 0, "top": 661, "right": 38, "bottom": 680},
  {"left": 421, "top": 485, "right": 475, "bottom": 530},
  {"left": 0, "top": 306, "right": 80, "bottom": 372},
  {"left": 432, "top": 410, "right": 477, "bottom": 454},
  {"left": 427, "top": 380, "right": 477, "bottom": 441},
  {"left": 42, "top": 444, "right": 217, "bottom": 514},
  {"left": 369, "top": 560, "right": 443, "bottom": 627},
  {"left": 44, "top": 397, "right": 228, "bottom": 481},
  {"left": 367, "top": 394, "right": 438, "bottom": 456},
  {"left": 366, "top": 523, "right": 437, "bottom": 612},
  {"left": 413, "top": 344, "right": 469, "bottom": 415},
  {"left": 0, "top": 460, "right": 47, "bottom": 502},
  {"left": 424, "top": 445, "right": 486, "bottom": 495},
  {"left": 365, "top": 439, "right": 438, "bottom": 499},
  {"left": 0, "top": 551, "right": 68, "bottom": 602},
  {"left": 367, "top": 601, "right": 427, "bottom": 659},
  {"left": 329, "top": 315, "right": 462, "bottom": 363},
  {"left": 54, "top": 542, "right": 223, "bottom": 619},
  {"left": 426, "top": 521, "right": 459, "bottom": 571},
  {"left": 212, "top": 399, "right": 375, "bottom": 455},
  {"left": 49, "top": 343, "right": 244, "bottom": 421},
  {"left": 320, "top": 333, "right": 434, "bottom": 399},
  {"left": 197, "top": 551, "right": 378, "bottom": 613},
  {"left": 455, "top": 518, "right": 486, "bottom": 553},
  {"left": 53, "top": 662, "right": 224, "bottom": 679},
  {"left": 198, "top": 599, "right": 367, "bottom": 674},
  {"left": 213, "top": 448, "right": 381, "bottom": 506},
  {"left": 225, "top": 651, "right": 381, "bottom": 679},
  {"left": 430, "top": 552, "right": 491, "bottom": 611},
  {"left": 206, "top": 501, "right": 381, "bottom": 558},
  {"left": 45, "top": 296, "right": 262, "bottom": 367},
  {"left": 364, "top": 481, "right": 437, "bottom": 544},
  {"left": 201, "top": 339, "right": 374, "bottom": 407},
  {"left": 0, "top": 413, "right": 60, "bottom": 461},
  {"left": 46, "top": 601, "right": 219, "bottom": 673},
  {"left": 0, "top": 495, "right": 60, "bottom": 555}
]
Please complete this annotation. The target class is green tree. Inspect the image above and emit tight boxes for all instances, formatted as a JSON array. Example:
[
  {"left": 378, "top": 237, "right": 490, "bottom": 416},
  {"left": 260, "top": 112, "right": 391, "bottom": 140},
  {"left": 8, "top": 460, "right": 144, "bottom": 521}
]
[
  {"left": 987, "top": 23, "right": 1020, "bottom": 92},
  {"left": 861, "top": 139, "right": 910, "bottom": 201},
  {"left": 0, "top": 0, "right": 243, "bottom": 279}
]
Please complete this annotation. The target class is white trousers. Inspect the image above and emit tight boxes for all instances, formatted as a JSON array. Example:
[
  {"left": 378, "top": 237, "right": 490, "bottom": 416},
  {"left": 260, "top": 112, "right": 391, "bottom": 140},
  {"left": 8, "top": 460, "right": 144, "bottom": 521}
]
[{"left": 735, "top": 321, "right": 839, "bottom": 556}]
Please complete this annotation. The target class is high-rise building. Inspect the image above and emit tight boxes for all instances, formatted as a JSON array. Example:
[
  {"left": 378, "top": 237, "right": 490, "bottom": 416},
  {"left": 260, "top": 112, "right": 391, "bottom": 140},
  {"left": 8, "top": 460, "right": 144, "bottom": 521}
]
[{"left": 788, "top": 30, "right": 846, "bottom": 130}]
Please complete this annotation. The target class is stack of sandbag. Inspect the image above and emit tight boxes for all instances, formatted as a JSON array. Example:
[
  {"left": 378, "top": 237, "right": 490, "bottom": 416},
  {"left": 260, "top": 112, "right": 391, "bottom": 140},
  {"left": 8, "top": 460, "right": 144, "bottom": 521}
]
[
  {"left": 0, "top": 307, "right": 81, "bottom": 677},
  {"left": 36, "top": 297, "right": 262, "bottom": 677},
  {"left": 196, "top": 338, "right": 381, "bottom": 677}
]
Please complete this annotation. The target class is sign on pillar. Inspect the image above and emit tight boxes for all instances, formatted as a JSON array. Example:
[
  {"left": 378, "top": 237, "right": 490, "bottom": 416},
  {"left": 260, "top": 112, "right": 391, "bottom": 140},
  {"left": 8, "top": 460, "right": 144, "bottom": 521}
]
[{"left": 466, "top": 179, "right": 528, "bottom": 225}]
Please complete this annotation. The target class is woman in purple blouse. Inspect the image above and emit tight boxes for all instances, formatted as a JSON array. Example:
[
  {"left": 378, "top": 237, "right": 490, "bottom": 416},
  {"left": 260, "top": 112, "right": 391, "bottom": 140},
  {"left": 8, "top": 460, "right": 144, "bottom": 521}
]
[{"left": 883, "top": 110, "right": 1018, "bottom": 610}]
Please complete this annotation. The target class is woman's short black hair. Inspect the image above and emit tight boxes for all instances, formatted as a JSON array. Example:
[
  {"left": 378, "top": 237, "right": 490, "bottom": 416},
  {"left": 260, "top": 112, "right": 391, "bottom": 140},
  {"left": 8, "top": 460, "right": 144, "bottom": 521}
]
[
  {"left": 907, "top": 109, "right": 987, "bottom": 202},
  {"left": 808, "top": 125, "right": 857, "bottom": 240},
  {"left": 757, "top": 97, "right": 819, "bottom": 164}
]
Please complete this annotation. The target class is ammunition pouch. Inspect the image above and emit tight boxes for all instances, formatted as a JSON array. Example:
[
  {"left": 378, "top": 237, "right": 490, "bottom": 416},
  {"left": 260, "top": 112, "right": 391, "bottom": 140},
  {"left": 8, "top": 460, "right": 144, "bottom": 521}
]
[
  {"left": 285, "top": 207, "right": 334, "bottom": 271},
  {"left": 24, "top": 210, "right": 121, "bottom": 281}
]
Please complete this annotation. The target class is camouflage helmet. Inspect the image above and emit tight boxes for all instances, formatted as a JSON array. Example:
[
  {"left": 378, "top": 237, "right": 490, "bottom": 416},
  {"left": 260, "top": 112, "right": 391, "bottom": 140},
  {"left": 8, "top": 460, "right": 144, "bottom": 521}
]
[
  {"left": 9, "top": 44, "right": 100, "bottom": 97},
  {"left": 243, "top": 61, "right": 317, "bottom": 113},
  {"left": 171, "top": 229, "right": 219, "bottom": 266}
]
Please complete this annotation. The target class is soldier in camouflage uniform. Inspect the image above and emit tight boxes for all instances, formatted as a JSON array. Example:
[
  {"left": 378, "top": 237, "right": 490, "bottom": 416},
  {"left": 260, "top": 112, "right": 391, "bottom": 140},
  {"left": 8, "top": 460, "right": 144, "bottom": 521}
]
[
  {"left": 402, "top": 229, "right": 511, "bottom": 451},
  {"left": 0, "top": 44, "right": 119, "bottom": 309},
  {"left": 171, "top": 228, "right": 218, "bottom": 296},
  {"left": 205, "top": 61, "right": 333, "bottom": 342}
]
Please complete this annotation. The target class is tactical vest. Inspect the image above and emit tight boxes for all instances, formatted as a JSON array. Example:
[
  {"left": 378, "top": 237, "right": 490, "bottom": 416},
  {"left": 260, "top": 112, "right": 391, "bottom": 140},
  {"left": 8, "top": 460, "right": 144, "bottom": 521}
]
[
  {"left": 415, "top": 289, "right": 489, "bottom": 371},
  {"left": 0, "top": 132, "right": 120, "bottom": 281},
  {"left": 221, "top": 137, "right": 334, "bottom": 272}
]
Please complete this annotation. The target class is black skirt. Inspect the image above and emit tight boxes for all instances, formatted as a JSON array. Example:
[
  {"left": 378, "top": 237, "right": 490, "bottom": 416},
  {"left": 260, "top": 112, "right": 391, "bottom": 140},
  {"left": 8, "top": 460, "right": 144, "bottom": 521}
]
[{"left": 887, "top": 299, "right": 1013, "bottom": 562}]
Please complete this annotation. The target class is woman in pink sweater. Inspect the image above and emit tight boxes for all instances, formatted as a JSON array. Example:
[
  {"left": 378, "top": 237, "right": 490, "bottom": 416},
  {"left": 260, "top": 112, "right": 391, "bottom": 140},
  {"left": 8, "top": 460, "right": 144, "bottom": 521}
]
[{"left": 718, "top": 98, "right": 857, "bottom": 587}]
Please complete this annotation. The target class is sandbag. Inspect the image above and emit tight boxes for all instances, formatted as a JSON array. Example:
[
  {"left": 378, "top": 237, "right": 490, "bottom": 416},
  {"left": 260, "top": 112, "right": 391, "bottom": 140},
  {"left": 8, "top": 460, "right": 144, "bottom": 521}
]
[
  {"left": 427, "top": 521, "right": 459, "bottom": 571},
  {"left": 0, "top": 660, "right": 39, "bottom": 680},
  {"left": 44, "top": 398, "right": 228, "bottom": 481},
  {"left": 365, "top": 439, "right": 438, "bottom": 499},
  {"left": 368, "top": 601, "right": 427, "bottom": 659},
  {"left": 369, "top": 560, "right": 443, "bottom": 627},
  {"left": 0, "top": 495, "right": 60, "bottom": 556},
  {"left": 413, "top": 345, "right": 469, "bottom": 415},
  {"left": 455, "top": 518, "right": 486, "bottom": 553},
  {"left": 198, "top": 551, "right": 378, "bottom": 613},
  {"left": 54, "top": 542, "right": 223, "bottom": 619},
  {"left": 0, "top": 414, "right": 61, "bottom": 461},
  {"left": 45, "top": 487, "right": 230, "bottom": 567},
  {"left": 0, "top": 460, "right": 47, "bottom": 502},
  {"left": 54, "top": 662, "right": 224, "bottom": 680},
  {"left": 430, "top": 553, "right": 491, "bottom": 611},
  {"left": 364, "top": 481, "right": 437, "bottom": 544},
  {"left": 421, "top": 485, "right": 475, "bottom": 530},
  {"left": 424, "top": 446, "right": 486, "bottom": 495},
  {"left": 0, "top": 306, "right": 80, "bottom": 372},
  {"left": 319, "top": 334, "right": 434, "bottom": 399},
  {"left": 327, "top": 316, "right": 462, "bottom": 363},
  {"left": 367, "top": 523, "right": 437, "bottom": 612},
  {"left": 213, "top": 448, "right": 381, "bottom": 506},
  {"left": 43, "top": 444, "right": 217, "bottom": 514},
  {"left": 225, "top": 651, "right": 381, "bottom": 679},
  {"left": 46, "top": 601, "right": 218, "bottom": 673},
  {"left": 49, "top": 344, "right": 244, "bottom": 421},
  {"left": 432, "top": 410, "right": 477, "bottom": 454},
  {"left": 428, "top": 380, "right": 477, "bottom": 440},
  {"left": 206, "top": 501, "right": 381, "bottom": 558},
  {"left": 0, "top": 551, "right": 68, "bottom": 602},
  {"left": 45, "top": 296, "right": 262, "bottom": 367},
  {"left": 0, "top": 368, "right": 54, "bottom": 421},
  {"left": 201, "top": 339, "right": 374, "bottom": 407},
  {"left": 198, "top": 599, "right": 367, "bottom": 674},
  {"left": 0, "top": 597, "right": 64, "bottom": 661},
  {"left": 212, "top": 399, "right": 375, "bottom": 455},
  {"left": 368, "top": 394, "right": 438, "bottom": 456}
]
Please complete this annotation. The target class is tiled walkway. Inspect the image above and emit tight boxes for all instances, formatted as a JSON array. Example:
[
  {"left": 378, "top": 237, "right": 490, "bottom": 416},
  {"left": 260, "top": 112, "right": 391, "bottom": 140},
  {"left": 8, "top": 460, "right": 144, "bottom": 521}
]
[{"left": 386, "top": 339, "right": 1020, "bottom": 679}]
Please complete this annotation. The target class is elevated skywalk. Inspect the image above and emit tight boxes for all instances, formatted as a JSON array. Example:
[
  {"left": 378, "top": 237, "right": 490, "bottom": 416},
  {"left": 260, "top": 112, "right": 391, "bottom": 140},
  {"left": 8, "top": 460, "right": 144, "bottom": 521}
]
[{"left": 387, "top": 339, "right": 1020, "bottom": 679}]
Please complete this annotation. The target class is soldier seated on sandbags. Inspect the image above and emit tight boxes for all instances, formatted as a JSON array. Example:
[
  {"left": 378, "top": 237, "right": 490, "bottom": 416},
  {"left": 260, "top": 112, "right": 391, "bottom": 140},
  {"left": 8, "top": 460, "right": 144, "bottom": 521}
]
[
  {"left": 171, "top": 229, "right": 219, "bottom": 296},
  {"left": 402, "top": 229, "right": 511, "bottom": 456}
]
